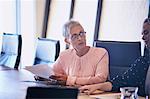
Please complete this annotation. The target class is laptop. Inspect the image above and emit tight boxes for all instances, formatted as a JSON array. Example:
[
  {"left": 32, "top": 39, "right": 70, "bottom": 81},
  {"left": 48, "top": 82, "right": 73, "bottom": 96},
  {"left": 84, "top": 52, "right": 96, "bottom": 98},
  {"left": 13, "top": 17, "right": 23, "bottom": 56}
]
[{"left": 26, "top": 86, "right": 79, "bottom": 99}]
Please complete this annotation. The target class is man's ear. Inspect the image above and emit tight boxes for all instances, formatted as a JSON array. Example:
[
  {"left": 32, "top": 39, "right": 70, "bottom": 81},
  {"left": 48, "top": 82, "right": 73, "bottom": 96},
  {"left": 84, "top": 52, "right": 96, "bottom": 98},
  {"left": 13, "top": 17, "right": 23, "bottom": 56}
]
[{"left": 64, "top": 38, "right": 70, "bottom": 45}]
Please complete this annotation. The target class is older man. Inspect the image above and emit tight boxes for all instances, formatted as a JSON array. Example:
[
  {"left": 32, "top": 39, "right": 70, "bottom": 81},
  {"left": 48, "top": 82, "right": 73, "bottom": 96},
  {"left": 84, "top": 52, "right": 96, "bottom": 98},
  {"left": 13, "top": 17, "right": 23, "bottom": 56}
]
[{"left": 50, "top": 20, "right": 109, "bottom": 86}]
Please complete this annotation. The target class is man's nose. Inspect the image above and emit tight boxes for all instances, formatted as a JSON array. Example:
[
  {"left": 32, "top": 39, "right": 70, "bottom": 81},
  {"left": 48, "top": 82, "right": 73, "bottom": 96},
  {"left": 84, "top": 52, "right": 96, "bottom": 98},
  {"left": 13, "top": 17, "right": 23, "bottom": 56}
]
[{"left": 77, "top": 35, "right": 82, "bottom": 40}]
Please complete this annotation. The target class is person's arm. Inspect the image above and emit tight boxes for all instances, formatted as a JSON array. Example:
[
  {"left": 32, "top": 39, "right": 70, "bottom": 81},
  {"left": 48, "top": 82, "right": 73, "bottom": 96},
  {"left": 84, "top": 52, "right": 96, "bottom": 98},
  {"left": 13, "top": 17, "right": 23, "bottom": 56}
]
[
  {"left": 111, "top": 56, "right": 150, "bottom": 95},
  {"left": 51, "top": 55, "right": 68, "bottom": 85},
  {"left": 145, "top": 66, "right": 150, "bottom": 95},
  {"left": 52, "top": 56, "right": 65, "bottom": 75},
  {"left": 67, "top": 51, "right": 109, "bottom": 85},
  {"left": 79, "top": 82, "right": 112, "bottom": 95}
]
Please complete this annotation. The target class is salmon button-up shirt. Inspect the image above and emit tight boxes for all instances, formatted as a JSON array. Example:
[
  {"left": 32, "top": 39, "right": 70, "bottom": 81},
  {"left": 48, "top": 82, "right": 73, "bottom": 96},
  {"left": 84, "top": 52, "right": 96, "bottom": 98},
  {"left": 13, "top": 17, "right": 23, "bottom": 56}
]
[{"left": 52, "top": 47, "right": 109, "bottom": 86}]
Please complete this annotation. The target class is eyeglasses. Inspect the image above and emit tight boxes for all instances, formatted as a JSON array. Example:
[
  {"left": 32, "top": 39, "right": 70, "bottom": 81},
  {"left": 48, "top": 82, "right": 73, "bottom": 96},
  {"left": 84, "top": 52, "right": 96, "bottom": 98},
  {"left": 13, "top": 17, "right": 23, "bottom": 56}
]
[
  {"left": 144, "top": 18, "right": 150, "bottom": 24},
  {"left": 70, "top": 32, "right": 86, "bottom": 41}
]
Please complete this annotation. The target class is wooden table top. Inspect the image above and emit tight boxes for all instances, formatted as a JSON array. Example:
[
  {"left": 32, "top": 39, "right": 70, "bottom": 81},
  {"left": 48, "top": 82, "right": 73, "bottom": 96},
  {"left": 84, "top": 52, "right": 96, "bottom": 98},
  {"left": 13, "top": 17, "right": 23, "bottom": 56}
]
[{"left": 0, "top": 67, "right": 146, "bottom": 99}]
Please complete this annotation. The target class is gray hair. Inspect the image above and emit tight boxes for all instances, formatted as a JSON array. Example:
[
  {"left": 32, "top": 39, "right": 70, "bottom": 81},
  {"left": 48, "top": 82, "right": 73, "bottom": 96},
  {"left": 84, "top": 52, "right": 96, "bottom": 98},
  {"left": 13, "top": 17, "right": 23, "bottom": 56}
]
[{"left": 62, "top": 20, "right": 83, "bottom": 38}]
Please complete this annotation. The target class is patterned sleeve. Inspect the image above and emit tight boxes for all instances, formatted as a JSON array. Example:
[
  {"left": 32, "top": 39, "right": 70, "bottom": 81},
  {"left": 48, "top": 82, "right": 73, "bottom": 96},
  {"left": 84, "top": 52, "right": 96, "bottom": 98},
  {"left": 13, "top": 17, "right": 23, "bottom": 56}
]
[{"left": 110, "top": 56, "right": 149, "bottom": 96}]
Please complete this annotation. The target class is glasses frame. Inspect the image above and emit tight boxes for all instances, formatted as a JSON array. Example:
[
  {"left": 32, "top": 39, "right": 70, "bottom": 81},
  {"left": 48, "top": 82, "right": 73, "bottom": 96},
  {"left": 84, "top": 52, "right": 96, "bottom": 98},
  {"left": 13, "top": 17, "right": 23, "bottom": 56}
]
[{"left": 70, "top": 32, "right": 86, "bottom": 41}]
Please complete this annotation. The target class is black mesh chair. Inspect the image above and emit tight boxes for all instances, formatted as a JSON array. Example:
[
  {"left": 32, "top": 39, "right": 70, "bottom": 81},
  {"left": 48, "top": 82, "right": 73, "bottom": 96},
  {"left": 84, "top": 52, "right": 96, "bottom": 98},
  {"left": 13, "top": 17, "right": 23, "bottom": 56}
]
[
  {"left": 34, "top": 38, "right": 60, "bottom": 66},
  {"left": 26, "top": 86, "right": 78, "bottom": 99},
  {"left": 94, "top": 40, "right": 141, "bottom": 79},
  {"left": 0, "top": 33, "right": 22, "bottom": 69}
]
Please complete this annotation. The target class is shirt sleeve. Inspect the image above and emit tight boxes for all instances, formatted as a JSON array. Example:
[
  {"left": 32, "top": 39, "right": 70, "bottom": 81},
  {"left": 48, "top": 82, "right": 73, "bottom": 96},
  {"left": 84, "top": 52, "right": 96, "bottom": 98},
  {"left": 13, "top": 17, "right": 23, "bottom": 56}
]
[
  {"left": 52, "top": 55, "right": 65, "bottom": 75},
  {"left": 110, "top": 56, "right": 149, "bottom": 96},
  {"left": 145, "top": 66, "right": 150, "bottom": 95},
  {"left": 67, "top": 51, "right": 109, "bottom": 85}
]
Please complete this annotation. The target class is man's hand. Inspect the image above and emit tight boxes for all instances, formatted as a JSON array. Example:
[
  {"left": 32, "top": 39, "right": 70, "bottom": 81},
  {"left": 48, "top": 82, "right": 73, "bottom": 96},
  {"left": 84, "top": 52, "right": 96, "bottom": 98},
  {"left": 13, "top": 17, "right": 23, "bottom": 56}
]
[
  {"left": 79, "top": 84, "right": 100, "bottom": 95},
  {"left": 50, "top": 74, "right": 67, "bottom": 85},
  {"left": 79, "top": 82, "right": 112, "bottom": 95}
]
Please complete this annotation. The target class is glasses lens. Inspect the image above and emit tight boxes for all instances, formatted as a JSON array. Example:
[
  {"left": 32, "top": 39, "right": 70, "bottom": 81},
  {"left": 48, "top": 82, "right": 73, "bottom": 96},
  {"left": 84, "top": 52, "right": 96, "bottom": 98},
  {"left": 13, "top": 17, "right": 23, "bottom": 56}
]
[
  {"left": 71, "top": 32, "right": 86, "bottom": 40},
  {"left": 80, "top": 32, "right": 86, "bottom": 36}
]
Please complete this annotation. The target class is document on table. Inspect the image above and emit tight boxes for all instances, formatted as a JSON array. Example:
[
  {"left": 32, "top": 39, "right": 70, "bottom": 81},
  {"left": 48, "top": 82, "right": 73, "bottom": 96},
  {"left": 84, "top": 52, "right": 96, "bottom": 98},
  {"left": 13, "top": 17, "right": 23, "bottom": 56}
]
[{"left": 25, "top": 64, "right": 54, "bottom": 79}]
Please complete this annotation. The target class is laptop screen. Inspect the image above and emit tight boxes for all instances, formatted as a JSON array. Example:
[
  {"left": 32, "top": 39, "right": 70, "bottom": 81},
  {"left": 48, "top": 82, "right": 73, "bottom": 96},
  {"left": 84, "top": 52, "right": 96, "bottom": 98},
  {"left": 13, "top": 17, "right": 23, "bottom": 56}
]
[{"left": 26, "top": 86, "right": 79, "bottom": 99}]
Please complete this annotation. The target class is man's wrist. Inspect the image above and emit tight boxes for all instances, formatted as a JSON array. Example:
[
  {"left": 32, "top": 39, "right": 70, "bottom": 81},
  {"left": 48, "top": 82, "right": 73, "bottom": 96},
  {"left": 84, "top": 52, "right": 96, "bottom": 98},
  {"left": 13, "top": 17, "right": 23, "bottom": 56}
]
[{"left": 66, "top": 76, "right": 76, "bottom": 85}]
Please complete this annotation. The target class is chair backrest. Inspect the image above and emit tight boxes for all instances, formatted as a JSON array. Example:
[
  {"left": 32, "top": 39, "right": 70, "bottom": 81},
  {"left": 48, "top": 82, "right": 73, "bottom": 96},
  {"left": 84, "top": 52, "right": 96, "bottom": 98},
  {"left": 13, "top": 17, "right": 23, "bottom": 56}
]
[
  {"left": 0, "top": 33, "right": 22, "bottom": 69},
  {"left": 26, "top": 86, "right": 78, "bottom": 99},
  {"left": 94, "top": 40, "right": 141, "bottom": 79},
  {"left": 34, "top": 38, "right": 60, "bottom": 66}
]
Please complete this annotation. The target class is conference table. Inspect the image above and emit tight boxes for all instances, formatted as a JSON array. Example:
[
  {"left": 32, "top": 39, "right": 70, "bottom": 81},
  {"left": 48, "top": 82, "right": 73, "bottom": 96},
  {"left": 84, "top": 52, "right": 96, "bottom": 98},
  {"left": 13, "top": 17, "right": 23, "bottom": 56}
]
[{"left": 0, "top": 67, "right": 145, "bottom": 99}]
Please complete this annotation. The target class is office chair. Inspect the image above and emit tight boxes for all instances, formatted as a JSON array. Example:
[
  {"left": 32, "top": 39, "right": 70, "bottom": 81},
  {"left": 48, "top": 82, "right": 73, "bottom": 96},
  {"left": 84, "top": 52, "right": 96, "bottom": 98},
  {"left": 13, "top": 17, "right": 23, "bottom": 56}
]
[
  {"left": 34, "top": 38, "right": 60, "bottom": 66},
  {"left": 26, "top": 86, "right": 78, "bottom": 99},
  {"left": 94, "top": 40, "right": 141, "bottom": 79},
  {"left": 0, "top": 33, "right": 22, "bottom": 69}
]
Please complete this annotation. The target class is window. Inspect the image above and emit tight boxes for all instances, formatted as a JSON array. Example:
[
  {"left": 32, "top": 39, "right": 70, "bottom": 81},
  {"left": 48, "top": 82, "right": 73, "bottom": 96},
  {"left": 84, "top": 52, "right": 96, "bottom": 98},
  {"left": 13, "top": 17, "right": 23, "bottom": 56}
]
[
  {"left": 99, "top": 0, "right": 149, "bottom": 41},
  {"left": 99, "top": 0, "right": 149, "bottom": 55},
  {"left": 73, "top": 0, "right": 98, "bottom": 46},
  {"left": 46, "top": 0, "right": 72, "bottom": 52},
  {"left": 20, "top": 0, "right": 37, "bottom": 67},
  {"left": 0, "top": 0, "right": 16, "bottom": 33}
]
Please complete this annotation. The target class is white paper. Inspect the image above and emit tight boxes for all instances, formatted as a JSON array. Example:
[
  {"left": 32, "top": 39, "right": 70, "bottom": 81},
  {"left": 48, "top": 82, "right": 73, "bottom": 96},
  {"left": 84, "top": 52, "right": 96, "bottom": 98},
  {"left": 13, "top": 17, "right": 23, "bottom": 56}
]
[{"left": 25, "top": 64, "right": 54, "bottom": 79}]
